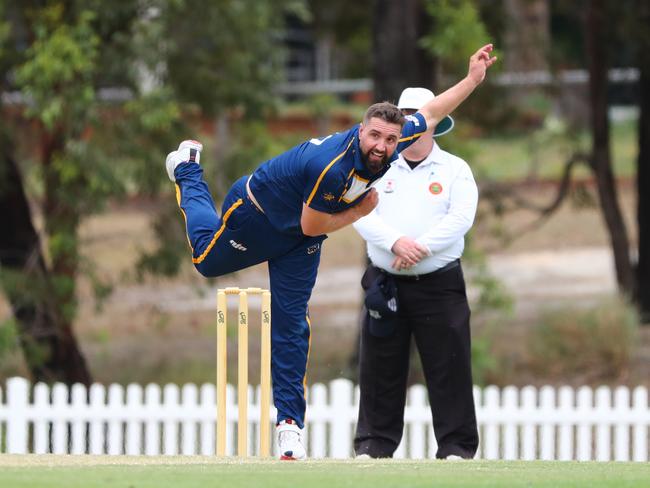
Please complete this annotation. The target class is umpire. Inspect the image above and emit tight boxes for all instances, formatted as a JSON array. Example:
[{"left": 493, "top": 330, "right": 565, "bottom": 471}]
[{"left": 352, "top": 87, "right": 479, "bottom": 460}]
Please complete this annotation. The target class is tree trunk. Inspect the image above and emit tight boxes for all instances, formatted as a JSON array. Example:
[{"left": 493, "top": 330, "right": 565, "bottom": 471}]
[
  {"left": 637, "top": 1, "right": 650, "bottom": 322},
  {"left": 503, "top": 0, "right": 551, "bottom": 179},
  {"left": 584, "top": 0, "right": 635, "bottom": 296},
  {"left": 503, "top": 0, "right": 550, "bottom": 74},
  {"left": 0, "top": 145, "right": 92, "bottom": 385},
  {"left": 372, "top": 0, "right": 436, "bottom": 103}
]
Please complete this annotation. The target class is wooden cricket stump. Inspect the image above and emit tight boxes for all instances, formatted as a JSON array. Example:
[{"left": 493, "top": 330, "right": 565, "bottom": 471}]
[{"left": 216, "top": 287, "right": 271, "bottom": 457}]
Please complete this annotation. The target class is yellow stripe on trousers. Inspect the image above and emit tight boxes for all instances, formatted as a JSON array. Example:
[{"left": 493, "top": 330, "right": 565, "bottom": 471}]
[
  {"left": 192, "top": 198, "right": 244, "bottom": 264},
  {"left": 303, "top": 314, "right": 312, "bottom": 422}
]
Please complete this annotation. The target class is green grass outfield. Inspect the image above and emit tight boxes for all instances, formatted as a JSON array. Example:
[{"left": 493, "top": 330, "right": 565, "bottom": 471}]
[{"left": 0, "top": 456, "right": 648, "bottom": 488}]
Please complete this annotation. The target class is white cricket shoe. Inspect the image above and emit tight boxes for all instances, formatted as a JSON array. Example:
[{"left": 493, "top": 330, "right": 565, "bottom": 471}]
[
  {"left": 165, "top": 140, "right": 203, "bottom": 182},
  {"left": 277, "top": 419, "right": 306, "bottom": 460},
  {"left": 444, "top": 455, "right": 465, "bottom": 461}
]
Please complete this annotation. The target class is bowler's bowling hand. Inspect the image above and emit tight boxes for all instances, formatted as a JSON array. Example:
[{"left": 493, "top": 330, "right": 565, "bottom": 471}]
[
  {"left": 468, "top": 44, "right": 497, "bottom": 85},
  {"left": 355, "top": 188, "right": 379, "bottom": 218}
]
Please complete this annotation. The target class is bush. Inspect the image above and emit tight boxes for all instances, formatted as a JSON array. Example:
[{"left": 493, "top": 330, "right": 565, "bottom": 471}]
[
  {"left": 463, "top": 238, "right": 515, "bottom": 386},
  {"left": 527, "top": 298, "right": 638, "bottom": 384},
  {"left": 471, "top": 327, "right": 502, "bottom": 387}
]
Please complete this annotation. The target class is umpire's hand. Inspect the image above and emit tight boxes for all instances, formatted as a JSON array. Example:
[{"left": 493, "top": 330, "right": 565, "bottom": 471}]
[{"left": 391, "top": 237, "right": 428, "bottom": 269}]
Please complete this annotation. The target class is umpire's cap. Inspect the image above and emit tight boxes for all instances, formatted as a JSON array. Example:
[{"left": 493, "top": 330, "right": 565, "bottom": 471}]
[{"left": 398, "top": 87, "right": 455, "bottom": 137}]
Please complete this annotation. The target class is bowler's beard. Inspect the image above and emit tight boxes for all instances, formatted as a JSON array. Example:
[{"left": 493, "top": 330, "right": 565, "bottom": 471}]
[{"left": 361, "top": 148, "right": 390, "bottom": 174}]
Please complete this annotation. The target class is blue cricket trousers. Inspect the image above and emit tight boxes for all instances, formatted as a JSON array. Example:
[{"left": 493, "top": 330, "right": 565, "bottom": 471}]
[{"left": 175, "top": 163, "right": 325, "bottom": 428}]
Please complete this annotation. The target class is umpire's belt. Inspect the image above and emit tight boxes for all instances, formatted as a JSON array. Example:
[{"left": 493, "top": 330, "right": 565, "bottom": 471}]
[
  {"left": 246, "top": 176, "right": 265, "bottom": 214},
  {"left": 387, "top": 259, "right": 460, "bottom": 282}
]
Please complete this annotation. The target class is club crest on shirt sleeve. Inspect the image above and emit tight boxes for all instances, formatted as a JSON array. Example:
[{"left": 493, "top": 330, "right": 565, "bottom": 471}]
[{"left": 404, "top": 114, "right": 420, "bottom": 126}]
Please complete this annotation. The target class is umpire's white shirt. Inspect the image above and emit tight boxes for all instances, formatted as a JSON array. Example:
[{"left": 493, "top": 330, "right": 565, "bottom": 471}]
[{"left": 354, "top": 144, "right": 478, "bottom": 275}]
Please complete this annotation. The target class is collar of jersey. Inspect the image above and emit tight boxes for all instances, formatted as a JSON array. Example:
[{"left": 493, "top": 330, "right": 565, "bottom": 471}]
[
  {"left": 395, "top": 143, "right": 444, "bottom": 170},
  {"left": 351, "top": 133, "right": 366, "bottom": 172}
]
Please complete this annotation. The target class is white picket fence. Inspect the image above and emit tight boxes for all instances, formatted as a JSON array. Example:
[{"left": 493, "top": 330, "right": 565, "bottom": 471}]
[{"left": 0, "top": 377, "right": 648, "bottom": 461}]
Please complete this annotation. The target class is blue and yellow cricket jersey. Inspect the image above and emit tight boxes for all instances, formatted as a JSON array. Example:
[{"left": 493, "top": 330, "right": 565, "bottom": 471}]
[{"left": 248, "top": 113, "right": 428, "bottom": 235}]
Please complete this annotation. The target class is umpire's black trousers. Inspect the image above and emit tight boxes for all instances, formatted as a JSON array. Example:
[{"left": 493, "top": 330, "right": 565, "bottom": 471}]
[{"left": 354, "top": 262, "right": 479, "bottom": 459}]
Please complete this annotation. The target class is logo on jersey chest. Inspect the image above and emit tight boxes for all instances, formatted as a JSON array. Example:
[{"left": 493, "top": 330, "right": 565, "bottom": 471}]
[
  {"left": 383, "top": 179, "right": 395, "bottom": 193},
  {"left": 429, "top": 182, "right": 443, "bottom": 195}
]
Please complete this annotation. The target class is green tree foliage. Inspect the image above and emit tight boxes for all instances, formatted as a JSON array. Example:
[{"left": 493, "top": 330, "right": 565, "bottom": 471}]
[
  {"left": 420, "top": 0, "right": 494, "bottom": 76},
  {"left": 16, "top": 5, "right": 98, "bottom": 131},
  {"left": 0, "top": 3, "right": 9, "bottom": 63},
  {"left": 418, "top": 0, "right": 514, "bottom": 133},
  {"left": 165, "top": 0, "right": 308, "bottom": 117}
]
